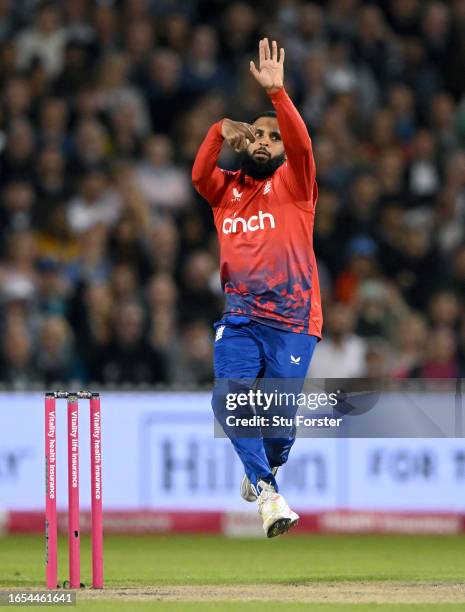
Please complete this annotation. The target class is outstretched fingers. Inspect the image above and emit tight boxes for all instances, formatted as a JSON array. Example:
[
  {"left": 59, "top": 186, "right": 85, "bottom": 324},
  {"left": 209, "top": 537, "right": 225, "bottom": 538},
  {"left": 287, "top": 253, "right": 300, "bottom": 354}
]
[
  {"left": 259, "top": 39, "right": 265, "bottom": 66},
  {"left": 258, "top": 38, "right": 284, "bottom": 65},
  {"left": 272, "top": 40, "right": 278, "bottom": 62},
  {"left": 263, "top": 38, "right": 271, "bottom": 60},
  {"left": 250, "top": 60, "right": 260, "bottom": 80}
]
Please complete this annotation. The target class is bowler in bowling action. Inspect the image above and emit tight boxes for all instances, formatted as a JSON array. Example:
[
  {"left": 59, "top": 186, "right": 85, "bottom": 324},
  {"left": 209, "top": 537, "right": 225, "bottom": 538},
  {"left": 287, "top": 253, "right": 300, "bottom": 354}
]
[{"left": 192, "top": 39, "right": 322, "bottom": 538}]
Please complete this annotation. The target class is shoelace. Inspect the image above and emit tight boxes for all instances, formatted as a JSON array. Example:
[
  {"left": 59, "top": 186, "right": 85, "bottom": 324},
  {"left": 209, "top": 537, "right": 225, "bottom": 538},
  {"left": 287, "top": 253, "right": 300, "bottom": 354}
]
[{"left": 257, "top": 482, "right": 276, "bottom": 511}]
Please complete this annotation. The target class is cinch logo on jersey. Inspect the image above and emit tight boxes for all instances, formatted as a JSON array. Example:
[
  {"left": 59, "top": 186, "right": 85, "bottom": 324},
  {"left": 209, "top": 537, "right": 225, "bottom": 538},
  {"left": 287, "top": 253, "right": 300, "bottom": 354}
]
[{"left": 222, "top": 210, "right": 276, "bottom": 234}]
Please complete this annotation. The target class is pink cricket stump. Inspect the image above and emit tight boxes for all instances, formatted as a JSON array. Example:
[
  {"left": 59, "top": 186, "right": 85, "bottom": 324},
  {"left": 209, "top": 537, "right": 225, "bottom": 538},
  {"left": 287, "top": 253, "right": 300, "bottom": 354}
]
[
  {"left": 67, "top": 396, "right": 80, "bottom": 588},
  {"left": 90, "top": 393, "right": 104, "bottom": 588},
  {"left": 45, "top": 394, "right": 57, "bottom": 589}
]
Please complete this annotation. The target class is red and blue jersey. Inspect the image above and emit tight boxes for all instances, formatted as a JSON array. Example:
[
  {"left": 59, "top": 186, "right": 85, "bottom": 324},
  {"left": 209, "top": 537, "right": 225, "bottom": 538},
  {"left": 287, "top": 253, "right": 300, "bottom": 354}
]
[{"left": 192, "top": 88, "right": 322, "bottom": 338}]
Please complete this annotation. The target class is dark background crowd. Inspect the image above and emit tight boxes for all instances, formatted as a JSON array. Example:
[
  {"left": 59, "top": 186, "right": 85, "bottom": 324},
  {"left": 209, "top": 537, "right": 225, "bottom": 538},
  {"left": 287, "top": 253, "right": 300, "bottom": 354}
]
[{"left": 1, "top": 0, "right": 465, "bottom": 388}]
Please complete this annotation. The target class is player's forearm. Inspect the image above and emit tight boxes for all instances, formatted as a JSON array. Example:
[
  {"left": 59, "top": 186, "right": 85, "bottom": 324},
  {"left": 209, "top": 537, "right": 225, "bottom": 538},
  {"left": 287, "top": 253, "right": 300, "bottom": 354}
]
[
  {"left": 191, "top": 120, "right": 224, "bottom": 193},
  {"left": 268, "top": 87, "right": 312, "bottom": 157},
  {"left": 268, "top": 87, "right": 316, "bottom": 195}
]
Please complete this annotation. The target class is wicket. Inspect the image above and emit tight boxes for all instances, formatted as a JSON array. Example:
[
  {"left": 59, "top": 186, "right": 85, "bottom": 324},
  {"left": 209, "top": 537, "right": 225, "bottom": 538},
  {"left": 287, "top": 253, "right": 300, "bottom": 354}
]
[{"left": 45, "top": 391, "right": 103, "bottom": 589}]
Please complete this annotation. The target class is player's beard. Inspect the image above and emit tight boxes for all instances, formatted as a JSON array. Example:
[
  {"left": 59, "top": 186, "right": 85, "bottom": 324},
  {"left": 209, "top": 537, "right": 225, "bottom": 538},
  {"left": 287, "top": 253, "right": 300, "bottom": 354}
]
[{"left": 239, "top": 151, "right": 285, "bottom": 180}]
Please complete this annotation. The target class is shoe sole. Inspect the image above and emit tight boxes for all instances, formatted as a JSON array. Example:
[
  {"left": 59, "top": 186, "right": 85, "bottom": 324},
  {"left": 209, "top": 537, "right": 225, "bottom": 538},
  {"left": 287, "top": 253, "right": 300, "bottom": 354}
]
[
  {"left": 266, "top": 513, "right": 299, "bottom": 538},
  {"left": 267, "top": 517, "right": 291, "bottom": 538}
]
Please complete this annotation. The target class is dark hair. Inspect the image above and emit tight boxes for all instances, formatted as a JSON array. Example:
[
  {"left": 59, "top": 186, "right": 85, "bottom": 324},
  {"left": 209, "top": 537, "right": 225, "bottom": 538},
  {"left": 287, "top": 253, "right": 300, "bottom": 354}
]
[{"left": 250, "top": 110, "right": 277, "bottom": 123}]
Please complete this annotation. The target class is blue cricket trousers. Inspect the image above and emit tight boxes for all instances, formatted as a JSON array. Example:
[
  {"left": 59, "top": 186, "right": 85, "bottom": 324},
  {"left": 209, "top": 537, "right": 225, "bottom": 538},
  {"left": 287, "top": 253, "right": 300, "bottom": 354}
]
[{"left": 212, "top": 315, "right": 318, "bottom": 492}]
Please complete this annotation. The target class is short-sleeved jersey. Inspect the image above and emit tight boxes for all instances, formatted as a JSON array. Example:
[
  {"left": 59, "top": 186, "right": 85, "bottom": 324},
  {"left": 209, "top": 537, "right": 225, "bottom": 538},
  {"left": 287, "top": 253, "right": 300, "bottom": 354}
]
[{"left": 192, "top": 88, "right": 322, "bottom": 337}]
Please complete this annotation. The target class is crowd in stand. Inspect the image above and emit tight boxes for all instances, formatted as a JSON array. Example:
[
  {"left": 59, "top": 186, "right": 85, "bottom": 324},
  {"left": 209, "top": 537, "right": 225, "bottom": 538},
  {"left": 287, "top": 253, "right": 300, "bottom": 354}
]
[{"left": 2, "top": 0, "right": 465, "bottom": 387}]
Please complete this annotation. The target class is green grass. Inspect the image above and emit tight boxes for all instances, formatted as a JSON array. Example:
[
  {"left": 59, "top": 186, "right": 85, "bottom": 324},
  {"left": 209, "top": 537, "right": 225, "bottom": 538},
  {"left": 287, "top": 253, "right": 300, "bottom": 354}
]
[
  {"left": 0, "top": 534, "right": 464, "bottom": 610},
  {"left": 1, "top": 534, "right": 464, "bottom": 586},
  {"left": 59, "top": 605, "right": 465, "bottom": 612}
]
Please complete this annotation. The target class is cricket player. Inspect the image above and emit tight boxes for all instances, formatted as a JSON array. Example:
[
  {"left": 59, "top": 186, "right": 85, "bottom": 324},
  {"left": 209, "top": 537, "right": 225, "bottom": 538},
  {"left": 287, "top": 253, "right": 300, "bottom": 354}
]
[{"left": 192, "top": 39, "right": 322, "bottom": 537}]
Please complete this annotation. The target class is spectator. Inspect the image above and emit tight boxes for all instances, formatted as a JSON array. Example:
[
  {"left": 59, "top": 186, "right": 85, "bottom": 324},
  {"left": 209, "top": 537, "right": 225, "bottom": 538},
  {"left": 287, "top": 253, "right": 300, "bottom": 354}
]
[
  {"left": 363, "top": 337, "right": 394, "bottom": 379},
  {"left": 36, "top": 206, "right": 80, "bottom": 267},
  {"left": 0, "top": 318, "right": 36, "bottom": 388},
  {"left": 433, "top": 187, "right": 465, "bottom": 255},
  {"left": 392, "top": 313, "right": 428, "bottom": 377},
  {"left": 72, "top": 118, "right": 108, "bottom": 170},
  {"left": 394, "top": 222, "right": 444, "bottom": 309},
  {"left": 0, "top": 230, "right": 38, "bottom": 291},
  {"left": 0, "top": 180, "right": 36, "bottom": 235},
  {"left": 179, "top": 250, "right": 222, "bottom": 323},
  {"left": 90, "top": 300, "right": 167, "bottom": 385},
  {"left": 16, "top": 3, "right": 67, "bottom": 78},
  {"left": 1, "top": 118, "right": 35, "bottom": 181},
  {"left": 409, "top": 327, "right": 459, "bottom": 378},
  {"left": 66, "top": 224, "right": 110, "bottom": 285},
  {"left": 406, "top": 129, "right": 441, "bottom": 205},
  {"left": 146, "top": 273, "right": 179, "bottom": 365},
  {"left": 70, "top": 282, "right": 112, "bottom": 371},
  {"left": 339, "top": 173, "right": 381, "bottom": 241},
  {"left": 36, "top": 258, "right": 69, "bottom": 317},
  {"left": 183, "top": 26, "right": 227, "bottom": 97},
  {"left": 147, "top": 49, "right": 185, "bottom": 133},
  {"left": 430, "top": 92, "right": 458, "bottom": 156},
  {"left": 34, "top": 145, "right": 71, "bottom": 225},
  {"left": 309, "top": 303, "right": 366, "bottom": 378},
  {"left": 173, "top": 319, "right": 213, "bottom": 385},
  {"left": 147, "top": 218, "right": 180, "bottom": 275},
  {"left": 67, "top": 166, "right": 121, "bottom": 234},
  {"left": 301, "top": 50, "right": 329, "bottom": 127},
  {"left": 2, "top": 76, "right": 32, "bottom": 121},
  {"left": 97, "top": 53, "right": 151, "bottom": 138},
  {"left": 136, "top": 135, "right": 191, "bottom": 213},
  {"left": 53, "top": 40, "right": 90, "bottom": 98},
  {"left": 355, "top": 280, "right": 408, "bottom": 339},
  {"left": 125, "top": 20, "right": 155, "bottom": 84},
  {"left": 334, "top": 236, "right": 380, "bottom": 304},
  {"left": 35, "top": 315, "right": 76, "bottom": 384},
  {"left": 427, "top": 290, "right": 461, "bottom": 329}
]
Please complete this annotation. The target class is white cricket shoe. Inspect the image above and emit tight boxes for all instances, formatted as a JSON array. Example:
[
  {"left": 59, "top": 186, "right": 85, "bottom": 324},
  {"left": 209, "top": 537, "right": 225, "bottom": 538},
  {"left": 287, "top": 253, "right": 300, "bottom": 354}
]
[
  {"left": 257, "top": 480, "right": 299, "bottom": 538},
  {"left": 241, "top": 467, "right": 279, "bottom": 502}
]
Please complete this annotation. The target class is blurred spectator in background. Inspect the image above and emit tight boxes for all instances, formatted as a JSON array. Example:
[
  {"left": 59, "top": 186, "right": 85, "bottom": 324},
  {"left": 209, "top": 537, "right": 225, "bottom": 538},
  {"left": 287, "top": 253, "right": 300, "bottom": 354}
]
[
  {"left": 136, "top": 134, "right": 191, "bottom": 213},
  {"left": 147, "top": 49, "right": 185, "bottom": 133},
  {"left": 364, "top": 337, "right": 394, "bottom": 379},
  {"left": 89, "top": 300, "right": 167, "bottom": 385},
  {"left": 409, "top": 327, "right": 460, "bottom": 378},
  {"left": 0, "top": 179, "right": 36, "bottom": 235},
  {"left": 97, "top": 53, "right": 151, "bottom": 139},
  {"left": 16, "top": 2, "right": 66, "bottom": 78},
  {"left": 392, "top": 313, "right": 428, "bottom": 377},
  {"left": 0, "top": 317, "right": 35, "bottom": 388},
  {"left": 35, "top": 314, "right": 77, "bottom": 385},
  {"left": 179, "top": 250, "right": 222, "bottom": 323},
  {"left": 1, "top": 118, "right": 35, "bottom": 180},
  {"left": 334, "top": 236, "right": 380, "bottom": 304},
  {"left": 34, "top": 145, "right": 70, "bottom": 226},
  {"left": 67, "top": 166, "right": 121, "bottom": 234},
  {"left": 173, "top": 319, "right": 213, "bottom": 385},
  {"left": 309, "top": 303, "right": 366, "bottom": 379}
]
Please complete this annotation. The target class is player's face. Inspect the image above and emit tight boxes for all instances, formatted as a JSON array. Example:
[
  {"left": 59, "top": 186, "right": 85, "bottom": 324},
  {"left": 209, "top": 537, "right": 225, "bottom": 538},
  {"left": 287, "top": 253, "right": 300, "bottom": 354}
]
[{"left": 248, "top": 117, "right": 284, "bottom": 163}]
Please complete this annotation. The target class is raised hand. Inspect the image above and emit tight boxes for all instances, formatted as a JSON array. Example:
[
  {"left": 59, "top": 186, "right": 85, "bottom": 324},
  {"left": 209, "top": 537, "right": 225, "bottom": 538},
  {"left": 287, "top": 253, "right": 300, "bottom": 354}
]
[
  {"left": 250, "top": 38, "right": 284, "bottom": 93},
  {"left": 221, "top": 118, "right": 256, "bottom": 152}
]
